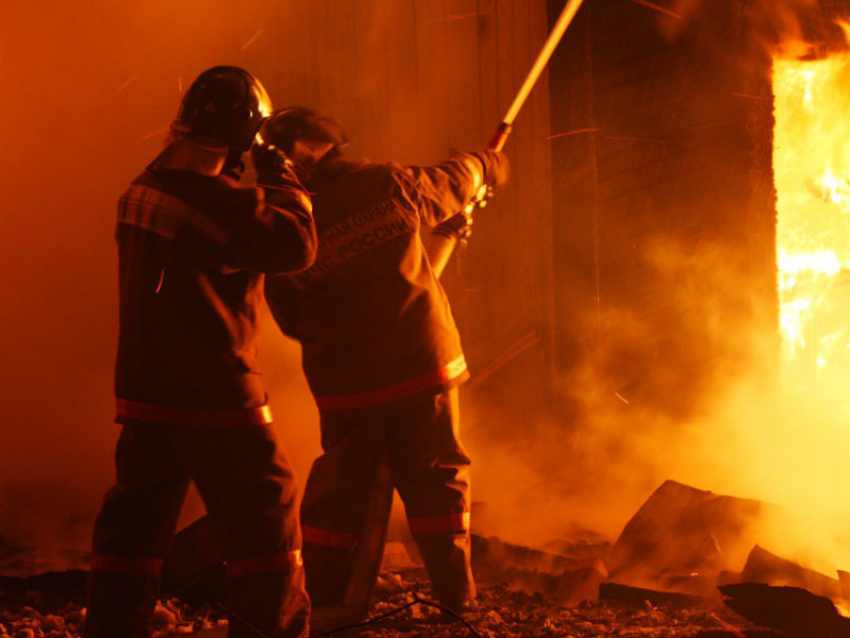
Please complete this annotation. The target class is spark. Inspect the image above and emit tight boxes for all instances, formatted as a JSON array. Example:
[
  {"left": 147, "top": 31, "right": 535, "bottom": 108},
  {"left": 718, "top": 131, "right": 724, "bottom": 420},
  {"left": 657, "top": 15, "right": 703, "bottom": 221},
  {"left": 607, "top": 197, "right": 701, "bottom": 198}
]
[
  {"left": 155, "top": 269, "right": 165, "bottom": 295},
  {"left": 110, "top": 76, "right": 138, "bottom": 99},
  {"left": 710, "top": 614, "right": 746, "bottom": 638},
  {"left": 178, "top": 76, "right": 183, "bottom": 94},
  {"left": 466, "top": 331, "right": 542, "bottom": 390},
  {"left": 603, "top": 135, "right": 680, "bottom": 146},
  {"left": 546, "top": 127, "right": 599, "bottom": 141},
  {"left": 685, "top": 121, "right": 727, "bottom": 132},
  {"left": 141, "top": 126, "right": 169, "bottom": 141},
  {"left": 629, "top": 0, "right": 683, "bottom": 19},
  {"left": 731, "top": 92, "right": 771, "bottom": 102},
  {"left": 614, "top": 392, "right": 630, "bottom": 405},
  {"left": 424, "top": 12, "right": 483, "bottom": 25},
  {"left": 240, "top": 28, "right": 266, "bottom": 51}
]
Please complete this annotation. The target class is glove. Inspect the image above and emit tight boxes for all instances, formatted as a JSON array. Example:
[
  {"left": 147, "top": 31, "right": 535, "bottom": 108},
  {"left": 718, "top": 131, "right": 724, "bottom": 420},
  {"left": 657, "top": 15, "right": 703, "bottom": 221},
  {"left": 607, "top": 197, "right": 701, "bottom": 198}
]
[
  {"left": 469, "top": 149, "right": 510, "bottom": 190},
  {"left": 251, "top": 142, "right": 302, "bottom": 189},
  {"left": 432, "top": 210, "right": 473, "bottom": 240}
]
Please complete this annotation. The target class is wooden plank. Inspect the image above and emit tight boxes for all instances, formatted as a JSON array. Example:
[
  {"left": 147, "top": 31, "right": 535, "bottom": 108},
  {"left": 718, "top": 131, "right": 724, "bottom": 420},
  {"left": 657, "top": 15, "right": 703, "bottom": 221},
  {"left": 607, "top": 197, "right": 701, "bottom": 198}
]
[
  {"left": 412, "top": 0, "right": 453, "bottom": 161},
  {"left": 351, "top": 0, "right": 391, "bottom": 159},
  {"left": 528, "top": 0, "right": 558, "bottom": 389},
  {"left": 443, "top": 0, "right": 485, "bottom": 150},
  {"left": 382, "top": 1, "right": 420, "bottom": 161},
  {"left": 314, "top": 1, "right": 358, "bottom": 147}
]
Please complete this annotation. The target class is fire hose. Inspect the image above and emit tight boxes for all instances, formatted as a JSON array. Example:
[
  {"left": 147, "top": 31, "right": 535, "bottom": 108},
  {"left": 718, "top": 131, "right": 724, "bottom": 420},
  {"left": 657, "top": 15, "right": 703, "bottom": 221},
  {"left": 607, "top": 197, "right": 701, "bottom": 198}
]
[
  {"left": 487, "top": 0, "right": 586, "bottom": 153},
  {"left": 436, "top": 0, "right": 586, "bottom": 272}
]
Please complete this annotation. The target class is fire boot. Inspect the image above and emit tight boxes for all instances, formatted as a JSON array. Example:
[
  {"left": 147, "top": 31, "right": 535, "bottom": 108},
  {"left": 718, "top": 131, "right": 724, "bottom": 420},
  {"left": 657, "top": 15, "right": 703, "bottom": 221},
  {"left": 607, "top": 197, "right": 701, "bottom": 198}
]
[
  {"left": 226, "top": 563, "right": 310, "bottom": 638},
  {"left": 412, "top": 531, "right": 476, "bottom": 613},
  {"left": 300, "top": 543, "right": 357, "bottom": 606},
  {"left": 84, "top": 570, "right": 160, "bottom": 638}
]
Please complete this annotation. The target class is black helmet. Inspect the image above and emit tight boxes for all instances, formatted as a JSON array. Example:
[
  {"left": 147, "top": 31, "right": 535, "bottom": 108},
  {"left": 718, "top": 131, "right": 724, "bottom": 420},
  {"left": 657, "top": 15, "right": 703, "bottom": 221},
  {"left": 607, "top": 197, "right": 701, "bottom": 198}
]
[
  {"left": 257, "top": 106, "right": 348, "bottom": 157},
  {"left": 172, "top": 66, "right": 272, "bottom": 155}
]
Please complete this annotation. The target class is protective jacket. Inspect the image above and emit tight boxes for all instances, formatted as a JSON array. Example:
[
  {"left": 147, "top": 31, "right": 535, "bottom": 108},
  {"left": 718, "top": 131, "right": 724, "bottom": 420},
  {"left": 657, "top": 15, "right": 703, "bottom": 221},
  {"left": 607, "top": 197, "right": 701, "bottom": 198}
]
[
  {"left": 86, "top": 164, "right": 316, "bottom": 638},
  {"left": 114, "top": 168, "right": 315, "bottom": 418},
  {"left": 265, "top": 153, "right": 495, "bottom": 410}
]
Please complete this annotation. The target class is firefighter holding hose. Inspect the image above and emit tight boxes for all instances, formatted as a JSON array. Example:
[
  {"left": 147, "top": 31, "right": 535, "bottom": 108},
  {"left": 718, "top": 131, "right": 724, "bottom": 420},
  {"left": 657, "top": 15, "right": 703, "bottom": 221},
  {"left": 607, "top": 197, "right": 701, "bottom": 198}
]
[
  {"left": 86, "top": 67, "right": 315, "bottom": 638},
  {"left": 259, "top": 107, "right": 509, "bottom": 614}
]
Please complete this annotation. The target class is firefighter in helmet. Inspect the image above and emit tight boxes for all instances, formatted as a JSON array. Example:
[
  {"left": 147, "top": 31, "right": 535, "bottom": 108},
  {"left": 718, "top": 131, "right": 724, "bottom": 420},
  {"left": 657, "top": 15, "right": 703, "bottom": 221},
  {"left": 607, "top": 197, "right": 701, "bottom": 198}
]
[
  {"left": 85, "top": 68, "right": 316, "bottom": 638},
  {"left": 259, "top": 107, "right": 509, "bottom": 614}
]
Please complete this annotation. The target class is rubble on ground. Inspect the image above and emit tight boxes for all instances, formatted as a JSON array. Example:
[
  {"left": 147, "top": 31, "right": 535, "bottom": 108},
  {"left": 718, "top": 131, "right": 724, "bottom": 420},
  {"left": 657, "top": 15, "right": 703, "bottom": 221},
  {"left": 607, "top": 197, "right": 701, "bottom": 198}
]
[
  {"left": 739, "top": 545, "right": 842, "bottom": 601},
  {"left": 0, "top": 570, "right": 785, "bottom": 637},
  {"left": 720, "top": 583, "right": 850, "bottom": 638},
  {"left": 1, "top": 478, "right": 847, "bottom": 636}
]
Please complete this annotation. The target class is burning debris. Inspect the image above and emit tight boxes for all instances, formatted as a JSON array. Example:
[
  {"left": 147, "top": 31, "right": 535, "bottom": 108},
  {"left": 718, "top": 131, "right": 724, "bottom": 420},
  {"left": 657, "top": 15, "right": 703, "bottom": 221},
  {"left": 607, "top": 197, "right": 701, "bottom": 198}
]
[{"left": 607, "top": 481, "right": 772, "bottom": 594}]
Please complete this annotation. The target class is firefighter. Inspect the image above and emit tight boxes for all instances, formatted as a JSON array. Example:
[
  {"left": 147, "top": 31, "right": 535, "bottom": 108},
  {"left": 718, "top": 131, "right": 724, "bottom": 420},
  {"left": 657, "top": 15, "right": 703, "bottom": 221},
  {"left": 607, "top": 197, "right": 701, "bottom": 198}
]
[
  {"left": 85, "top": 68, "right": 316, "bottom": 638},
  {"left": 259, "top": 107, "right": 509, "bottom": 614}
]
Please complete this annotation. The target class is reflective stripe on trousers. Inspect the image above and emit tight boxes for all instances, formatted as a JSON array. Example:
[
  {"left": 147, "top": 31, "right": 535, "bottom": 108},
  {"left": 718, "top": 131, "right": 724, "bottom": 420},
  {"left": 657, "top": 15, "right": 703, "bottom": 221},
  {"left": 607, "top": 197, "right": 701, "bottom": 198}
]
[
  {"left": 408, "top": 512, "right": 470, "bottom": 535},
  {"left": 90, "top": 554, "right": 164, "bottom": 576}
]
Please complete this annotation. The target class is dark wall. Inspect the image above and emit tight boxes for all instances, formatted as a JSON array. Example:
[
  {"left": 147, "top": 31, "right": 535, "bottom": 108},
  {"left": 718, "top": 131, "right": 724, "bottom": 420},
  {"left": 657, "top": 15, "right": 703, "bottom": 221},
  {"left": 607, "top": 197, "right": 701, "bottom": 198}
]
[{"left": 546, "top": 0, "right": 779, "bottom": 423}]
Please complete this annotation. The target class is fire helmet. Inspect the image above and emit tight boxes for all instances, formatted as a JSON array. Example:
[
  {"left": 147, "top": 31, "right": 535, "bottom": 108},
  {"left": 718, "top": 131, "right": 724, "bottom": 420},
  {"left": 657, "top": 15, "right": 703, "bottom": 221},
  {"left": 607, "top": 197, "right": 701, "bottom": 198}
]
[
  {"left": 171, "top": 66, "right": 272, "bottom": 155},
  {"left": 257, "top": 106, "right": 348, "bottom": 157}
]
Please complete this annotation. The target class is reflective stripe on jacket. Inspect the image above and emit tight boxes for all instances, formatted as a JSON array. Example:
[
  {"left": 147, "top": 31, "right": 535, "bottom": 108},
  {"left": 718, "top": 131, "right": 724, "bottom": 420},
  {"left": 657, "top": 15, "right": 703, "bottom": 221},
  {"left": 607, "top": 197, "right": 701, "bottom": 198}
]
[{"left": 115, "top": 169, "right": 315, "bottom": 413}]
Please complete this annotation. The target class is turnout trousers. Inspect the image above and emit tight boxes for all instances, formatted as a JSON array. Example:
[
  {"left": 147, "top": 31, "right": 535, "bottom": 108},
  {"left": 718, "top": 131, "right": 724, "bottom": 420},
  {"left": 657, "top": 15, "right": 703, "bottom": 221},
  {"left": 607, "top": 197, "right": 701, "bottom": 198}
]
[
  {"left": 300, "top": 388, "right": 474, "bottom": 609},
  {"left": 85, "top": 421, "right": 310, "bottom": 638}
]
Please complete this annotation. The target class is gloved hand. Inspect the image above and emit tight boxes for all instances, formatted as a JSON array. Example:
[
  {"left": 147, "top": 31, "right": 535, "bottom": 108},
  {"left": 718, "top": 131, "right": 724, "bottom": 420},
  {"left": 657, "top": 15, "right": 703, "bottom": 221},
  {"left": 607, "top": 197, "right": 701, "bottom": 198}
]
[
  {"left": 432, "top": 210, "right": 473, "bottom": 240},
  {"left": 251, "top": 142, "right": 303, "bottom": 190},
  {"left": 469, "top": 149, "right": 510, "bottom": 190}
]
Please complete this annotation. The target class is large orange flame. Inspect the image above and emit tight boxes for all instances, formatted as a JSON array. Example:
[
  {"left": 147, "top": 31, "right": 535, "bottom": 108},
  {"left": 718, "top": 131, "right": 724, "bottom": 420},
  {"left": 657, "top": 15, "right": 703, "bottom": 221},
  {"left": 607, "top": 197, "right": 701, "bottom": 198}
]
[{"left": 774, "top": 52, "right": 850, "bottom": 386}]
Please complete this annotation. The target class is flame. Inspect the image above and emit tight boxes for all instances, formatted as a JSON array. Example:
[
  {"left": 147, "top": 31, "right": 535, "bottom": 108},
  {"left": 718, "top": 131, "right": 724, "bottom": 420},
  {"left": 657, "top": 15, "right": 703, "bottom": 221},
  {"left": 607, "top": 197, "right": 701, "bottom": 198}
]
[{"left": 774, "top": 52, "right": 850, "bottom": 387}]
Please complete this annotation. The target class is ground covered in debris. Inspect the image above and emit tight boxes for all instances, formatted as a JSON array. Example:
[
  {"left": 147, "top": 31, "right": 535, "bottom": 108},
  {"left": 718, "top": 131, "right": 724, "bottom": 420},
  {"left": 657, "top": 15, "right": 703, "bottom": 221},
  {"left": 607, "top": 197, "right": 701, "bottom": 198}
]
[
  {"left": 0, "top": 573, "right": 782, "bottom": 638},
  {"left": 350, "top": 579, "right": 780, "bottom": 638}
]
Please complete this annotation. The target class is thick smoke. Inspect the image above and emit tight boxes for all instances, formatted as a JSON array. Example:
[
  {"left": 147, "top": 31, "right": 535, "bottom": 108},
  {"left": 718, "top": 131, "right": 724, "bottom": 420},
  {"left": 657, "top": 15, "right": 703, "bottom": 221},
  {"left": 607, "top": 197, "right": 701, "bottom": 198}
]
[
  {"left": 465, "top": 232, "right": 850, "bottom": 575},
  {"left": 666, "top": 0, "right": 817, "bottom": 39},
  {"left": 660, "top": 0, "right": 843, "bottom": 60}
]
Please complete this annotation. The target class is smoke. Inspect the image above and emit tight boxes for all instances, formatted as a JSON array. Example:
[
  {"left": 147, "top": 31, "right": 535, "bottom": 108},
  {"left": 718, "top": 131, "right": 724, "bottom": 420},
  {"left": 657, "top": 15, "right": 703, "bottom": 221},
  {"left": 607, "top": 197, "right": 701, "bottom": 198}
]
[
  {"left": 658, "top": 0, "right": 841, "bottom": 60},
  {"left": 464, "top": 232, "right": 850, "bottom": 578}
]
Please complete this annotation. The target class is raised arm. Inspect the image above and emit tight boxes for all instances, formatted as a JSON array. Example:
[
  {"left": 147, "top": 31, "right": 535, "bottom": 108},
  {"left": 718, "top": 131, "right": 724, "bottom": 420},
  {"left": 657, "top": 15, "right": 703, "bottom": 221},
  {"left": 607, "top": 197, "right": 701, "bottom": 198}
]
[
  {"left": 396, "top": 149, "right": 509, "bottom": 227},
  {"left": 223, "top": 150, "right": 317, "bottom": 275}
]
